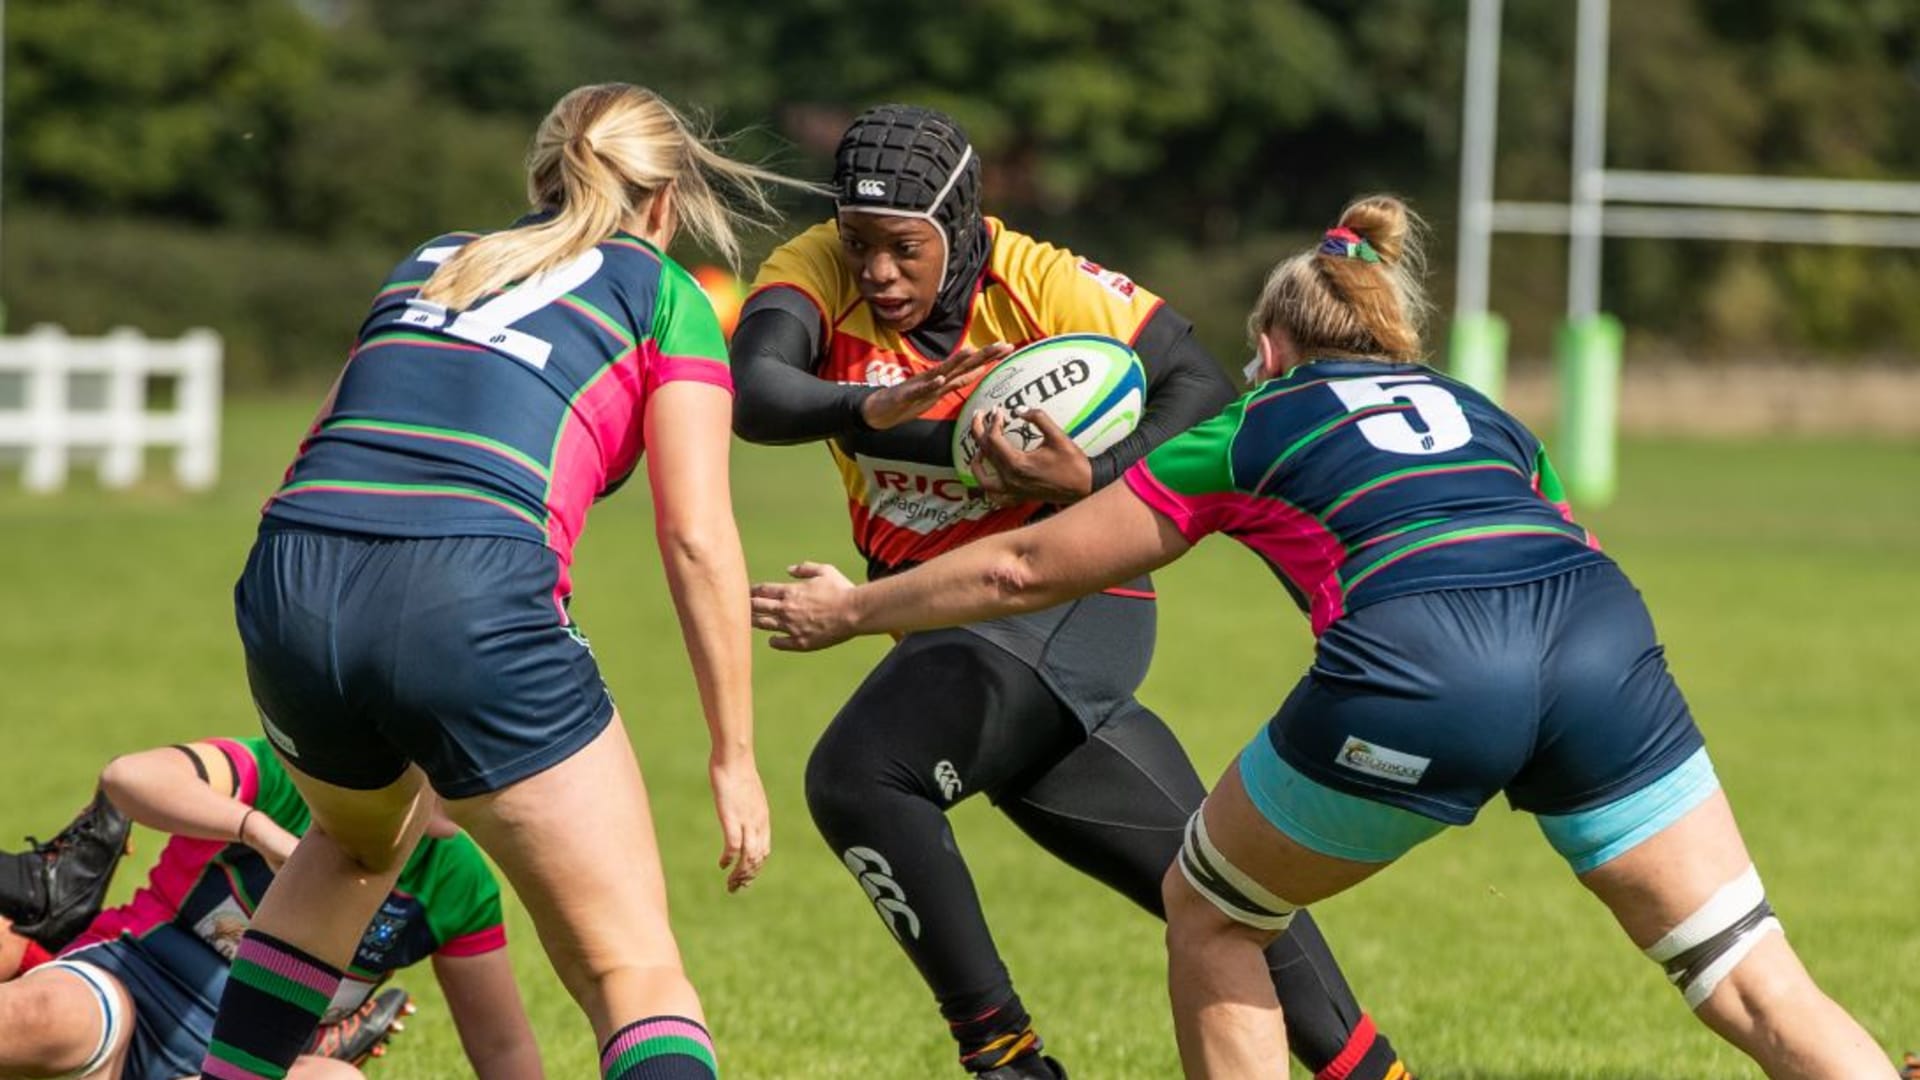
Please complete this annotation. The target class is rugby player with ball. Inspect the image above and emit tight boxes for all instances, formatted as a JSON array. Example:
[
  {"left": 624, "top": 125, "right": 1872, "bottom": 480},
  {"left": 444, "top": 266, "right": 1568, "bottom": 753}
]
[{"left": 731, "top": 104, "right": 1411, "bottom": 1080}]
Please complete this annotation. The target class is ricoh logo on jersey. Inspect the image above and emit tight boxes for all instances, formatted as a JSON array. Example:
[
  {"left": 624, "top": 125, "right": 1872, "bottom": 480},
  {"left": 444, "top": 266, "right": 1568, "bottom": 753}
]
[
  {"left": 951, "top": 357, "right": 1090, "bottom": 466},
  {"left": 860, "top": 456, "right": 993, "bottom": 533},
  {"left": 873, "top": 468, "right": 972, "bottom": 503},
  {"left": 1335, "top": 736, "right": 1431, "bottom": 785}
]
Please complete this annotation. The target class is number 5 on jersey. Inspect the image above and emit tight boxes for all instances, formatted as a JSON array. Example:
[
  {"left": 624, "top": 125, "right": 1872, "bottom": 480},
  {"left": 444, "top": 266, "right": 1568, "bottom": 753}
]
[{"left": 1328, "top": 375, "right": 1472, "bottom": 455}]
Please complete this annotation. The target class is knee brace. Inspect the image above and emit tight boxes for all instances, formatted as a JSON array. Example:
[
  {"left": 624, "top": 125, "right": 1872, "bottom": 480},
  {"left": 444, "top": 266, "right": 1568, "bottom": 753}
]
[
  {"left": 40, "top": 959, "right": 127, "bottom": 1078},
  {"left": 1644, "top": 864, "right": 1783, "bottom": 1009},
  {"left": 1177, "top": 810, "right": 1298, "bottom": 932}
]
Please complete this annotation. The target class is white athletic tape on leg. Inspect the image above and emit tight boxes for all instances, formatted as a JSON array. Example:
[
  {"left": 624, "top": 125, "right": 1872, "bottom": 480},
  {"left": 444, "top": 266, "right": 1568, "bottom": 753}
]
[
  {"left": 1178, "top": 810, "right": 1299, "bottom": 932},
  {"left": 1645, "top": 865, "right": 1764, "bottom": 962},
  {"left": 1679, "top": 915, "right": 1782, "bottom": 1009},
  {"left": 41, "top": 958, "right": 125, "bottom": 1079},
  {"left": 1643, "top": 864, "right": 1784, "bottom": 1009}
]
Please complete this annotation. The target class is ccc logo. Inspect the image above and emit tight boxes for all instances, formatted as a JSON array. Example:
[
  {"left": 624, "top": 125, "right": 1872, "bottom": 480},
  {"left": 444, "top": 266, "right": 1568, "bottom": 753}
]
[{"left": 842, "top": 846, "right": 921, "bottom": 941}]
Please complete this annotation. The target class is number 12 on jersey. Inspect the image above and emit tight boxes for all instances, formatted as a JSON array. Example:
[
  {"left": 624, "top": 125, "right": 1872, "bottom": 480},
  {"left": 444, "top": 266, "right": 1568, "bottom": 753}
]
[
  {"left": 394, "top": 247, "right": 607, "bottom": 370},
  {"left": 1327, "top": 375, "right": 1472, "bottom": 455}
]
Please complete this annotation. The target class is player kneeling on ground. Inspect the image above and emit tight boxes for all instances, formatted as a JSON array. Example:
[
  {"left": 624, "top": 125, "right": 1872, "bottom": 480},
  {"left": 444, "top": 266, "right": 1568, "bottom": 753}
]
[
  {"left": 0, "top": 736, "right": 541, "bottom": 1080},
  {"left": 752, "top": 195, "right": 1899, "bottom": 1079}
]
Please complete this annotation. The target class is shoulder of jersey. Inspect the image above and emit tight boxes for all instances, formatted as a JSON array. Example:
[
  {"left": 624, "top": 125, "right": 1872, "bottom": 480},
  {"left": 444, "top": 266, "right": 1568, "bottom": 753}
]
[
  {"left": 987, "top": 220, "right": 1148, "bottom": 306},
  {"left": 407, "top": 230, "right": 483, "bottom": 265},
  {"left": 757, "top": 220, "right": 854, "bottom": 308},
  {"left": 983, "top": 218, "right": 1057, "bottom": 287}
]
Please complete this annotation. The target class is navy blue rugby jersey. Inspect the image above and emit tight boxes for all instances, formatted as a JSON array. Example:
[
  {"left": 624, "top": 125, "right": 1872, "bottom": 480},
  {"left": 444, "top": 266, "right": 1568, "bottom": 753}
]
[
  {"left": 1126, "top": 359, "right": 1609, "bottom": 634},
  {"left": 263, "top": 228, "right": 732, "bottom": 596}
]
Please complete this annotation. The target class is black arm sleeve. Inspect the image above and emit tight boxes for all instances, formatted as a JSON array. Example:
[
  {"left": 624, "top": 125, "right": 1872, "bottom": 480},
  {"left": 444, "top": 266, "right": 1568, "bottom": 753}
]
[
  {"left": 1086, "top": 306, "right": 1237, "bottom": 489},
  {"left": 729, "top": 289, "right": 876, "bottom": 446}
]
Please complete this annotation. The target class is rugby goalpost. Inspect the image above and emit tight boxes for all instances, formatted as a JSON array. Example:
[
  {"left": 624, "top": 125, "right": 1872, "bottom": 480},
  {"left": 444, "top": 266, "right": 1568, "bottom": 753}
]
[{"left": 1449, "top": 0, "right": 1920, "bottom": 506}]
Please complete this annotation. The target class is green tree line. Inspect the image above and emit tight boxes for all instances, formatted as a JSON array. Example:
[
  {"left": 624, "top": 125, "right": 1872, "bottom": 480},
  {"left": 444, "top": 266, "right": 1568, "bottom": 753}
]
[{"left": 5, "top": 0, "right": 1916, "bottom": 385}]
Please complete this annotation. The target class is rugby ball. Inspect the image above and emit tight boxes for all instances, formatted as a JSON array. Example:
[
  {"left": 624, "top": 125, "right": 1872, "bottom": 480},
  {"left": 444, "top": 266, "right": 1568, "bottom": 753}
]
[{"left": 952, "top": 334, "right": 1146, "bottom": 486}]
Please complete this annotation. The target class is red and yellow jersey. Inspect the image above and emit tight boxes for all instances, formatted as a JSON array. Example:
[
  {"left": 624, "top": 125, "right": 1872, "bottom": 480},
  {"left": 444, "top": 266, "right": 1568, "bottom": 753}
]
[{"left": 751, "top": 217, "right": 1164, "bottom": 570}]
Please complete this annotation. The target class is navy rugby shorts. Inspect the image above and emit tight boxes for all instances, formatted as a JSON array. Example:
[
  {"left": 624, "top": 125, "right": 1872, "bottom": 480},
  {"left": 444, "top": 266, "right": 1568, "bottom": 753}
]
[
  {"left": 48, "top": 926, "right": 230, "bottom": 1080},
  {"left": 1240, "top": 561, "right": 1711, "bottom": 869},
  {"left": 235, "top": 528, "right": 614, "bottom": 798}
]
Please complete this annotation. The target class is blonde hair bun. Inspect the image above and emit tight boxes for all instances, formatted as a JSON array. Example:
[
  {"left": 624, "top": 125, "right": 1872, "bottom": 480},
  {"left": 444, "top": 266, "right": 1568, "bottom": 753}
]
[{"left": 1246, "top": 193, "right": 1432, "bottom": 364}]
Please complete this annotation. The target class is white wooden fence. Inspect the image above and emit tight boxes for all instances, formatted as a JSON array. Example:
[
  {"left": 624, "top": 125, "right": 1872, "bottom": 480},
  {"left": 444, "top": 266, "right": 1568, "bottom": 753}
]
[{"left": 0, "top": 325, "right": 222, "bottom": 492}]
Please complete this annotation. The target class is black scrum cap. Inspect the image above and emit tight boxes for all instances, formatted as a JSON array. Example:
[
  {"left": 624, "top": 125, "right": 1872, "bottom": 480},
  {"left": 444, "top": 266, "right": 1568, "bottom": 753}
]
[{"left": 832, "top": 104, "right": 986, "bottom": 303}]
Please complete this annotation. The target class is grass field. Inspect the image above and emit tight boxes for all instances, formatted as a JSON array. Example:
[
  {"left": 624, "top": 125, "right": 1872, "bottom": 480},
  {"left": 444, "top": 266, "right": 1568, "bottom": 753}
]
[{"left": 1, "top": 399, "right": 1915, "bottom": 1078}]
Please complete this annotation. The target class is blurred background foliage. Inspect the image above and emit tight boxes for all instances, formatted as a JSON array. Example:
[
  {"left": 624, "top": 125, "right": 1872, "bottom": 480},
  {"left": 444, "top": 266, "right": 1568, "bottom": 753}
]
[{"left": 4, "top": 0, "right": 1917, "bottom": 386}]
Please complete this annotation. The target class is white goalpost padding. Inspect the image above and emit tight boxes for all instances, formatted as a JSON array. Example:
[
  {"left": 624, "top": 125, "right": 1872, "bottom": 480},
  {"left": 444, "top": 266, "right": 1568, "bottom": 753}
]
[{"left": 0, "top": 325, "right": 223, "bottom": 492}]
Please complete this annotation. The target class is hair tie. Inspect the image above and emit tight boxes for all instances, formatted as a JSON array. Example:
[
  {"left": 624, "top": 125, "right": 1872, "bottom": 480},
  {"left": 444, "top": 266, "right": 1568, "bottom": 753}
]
[{"left": 1319, "top": 227, "right": 1381, "bottom": 264}]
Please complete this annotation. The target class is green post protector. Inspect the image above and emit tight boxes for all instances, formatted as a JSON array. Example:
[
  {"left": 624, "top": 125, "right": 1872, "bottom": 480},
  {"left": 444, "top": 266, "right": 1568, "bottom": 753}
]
[
  {"left": 1555, "top": 313, "right": 1623, "bottom": 508},
  {"left": 1447, "top": 311, "right": 1509, "bottom": 403}
]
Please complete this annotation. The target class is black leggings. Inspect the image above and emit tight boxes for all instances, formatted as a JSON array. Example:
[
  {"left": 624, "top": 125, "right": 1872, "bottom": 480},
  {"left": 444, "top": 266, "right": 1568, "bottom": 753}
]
[{"left": 805, "top": 630, "right": 1370, "bottom": 1073}]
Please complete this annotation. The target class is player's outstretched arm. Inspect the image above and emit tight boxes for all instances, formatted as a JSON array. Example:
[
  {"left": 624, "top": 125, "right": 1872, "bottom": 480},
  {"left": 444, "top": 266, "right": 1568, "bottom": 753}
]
[
  {"left": 752, "top": 481, "right": 1191, "bottom": 650},
  {"left": 645, "top": 380, "right": 769, "bottom": 893}
]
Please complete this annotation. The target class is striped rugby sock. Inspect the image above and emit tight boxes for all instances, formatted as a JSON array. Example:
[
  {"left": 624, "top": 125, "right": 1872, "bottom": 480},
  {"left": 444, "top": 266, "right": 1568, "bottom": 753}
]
[
  {"left": 601, "top": 1016, "right": 719, "bottom": 1079},
  {"left": 1315, "top": 1015, "right": 1411, "bottom": 1080},
  {"left": 950, "top": 993, "right": 1042, "bottom": 1073},
  {"left": 200, "top": 929, "right": 343, "bottom": 1080}
]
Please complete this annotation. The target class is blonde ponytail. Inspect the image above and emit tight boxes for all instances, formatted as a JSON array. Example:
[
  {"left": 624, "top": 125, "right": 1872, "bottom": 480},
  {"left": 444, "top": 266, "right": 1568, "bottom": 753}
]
[
  {"left": 420, "top": 83, "right": 822, "bottom": 310},
  {"left": 1248, "top": 194, "right": 1432, "bottom": 363}
]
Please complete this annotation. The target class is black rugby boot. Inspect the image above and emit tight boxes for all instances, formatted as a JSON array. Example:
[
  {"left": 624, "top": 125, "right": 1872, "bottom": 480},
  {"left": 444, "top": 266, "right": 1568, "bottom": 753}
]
[
  {"left": 977, "top": 1055, "right": 1067, "bottom": 1080},
  {"left": 11, "top": 788, "right": 132, "bottom": 951},
  {"left": 308, "top": 987, "right": 415, "bottom": 1065}
]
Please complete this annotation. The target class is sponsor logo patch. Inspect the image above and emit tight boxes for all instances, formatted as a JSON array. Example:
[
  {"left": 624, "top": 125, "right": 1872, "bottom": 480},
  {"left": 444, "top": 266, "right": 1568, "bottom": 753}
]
[
  {"left": 1335, "top": 736, "right": 1431, "bottom": 785},
  {"left": 933, "top": 760, "right": 963, "bottom": 801},
  {"left": 856, "top": 177, "right": 888, "bottom": 199},
  {"left": 857, "top": 455, "right": 994, "bottom": 534},
  {"left": 259, "top": 709, "right": 299, "bottom": 758},
  {"left": 193, "top": 896, "right": 252, "bottom": 960},
  {"left": 863, "top": 356, "right": 910, "bottom": 386},
  {"left": 1077, "top": 259, "right": 1137, "bottom": 300}
]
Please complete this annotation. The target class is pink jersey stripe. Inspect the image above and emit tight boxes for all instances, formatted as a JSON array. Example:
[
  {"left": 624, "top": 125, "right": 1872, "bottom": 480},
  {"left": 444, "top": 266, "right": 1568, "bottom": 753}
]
[
  {"left": 437, "top": 923, "right": 508, "bottom": 958},
  {"left": 555, "top": 296, "right": 634, "bottom": 346},
  {"left": 1532, "top": 471, "right": 1580, "bottom": 527},
  {"left": 648, "top": 355, "right": 734, "bottom": 394},
  {"left": 1322, "top": 461, "right": 1522, "bottom": 520},
  {"left": 601, "top": 1019, "right": 714, "bottom": 1071},
  {"left": 212, "top": 738, "right": 261, "bottom": 804},
  {"left": 322, "top": 420, "right": 549, "bottom": 478},
  {"left": 352, "top": 336, "right": 485, "bottom": 357},
  {"left": 1125, "top": 463, "right": 1347, "bottom": 633},
  {"left": 1343, "top": 526, "right": 1585, "bottom": 596},
  {"left": 270, "top": 484, "right": 544, "bottom": 531},
  {"left": 1122, "top": 462, "right": 1211, "bottom": 544},
  {"left": 235, "top": 937, "right": 340, "bottom": 997},
  {"left": 201, "top": 1057, "right": 272, "bottom": 1080},
  {"left": 544, "top": 345, "right": 646, "bottom": 572}
]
